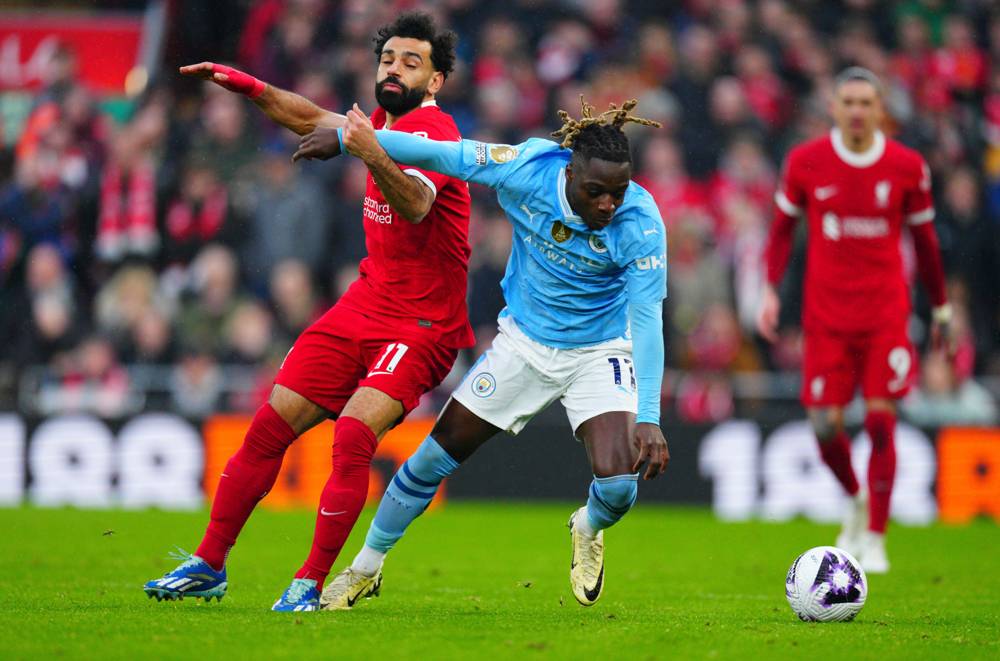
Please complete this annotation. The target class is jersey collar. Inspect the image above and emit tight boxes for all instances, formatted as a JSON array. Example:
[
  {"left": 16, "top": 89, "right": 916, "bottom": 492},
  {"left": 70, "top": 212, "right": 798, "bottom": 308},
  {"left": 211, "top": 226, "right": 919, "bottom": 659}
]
[
  {"left": 830, "top": 128, "right": 885, "bottom": 168},
  {"left": 557, "top": 166, "right": 585, "bottom": 225}
]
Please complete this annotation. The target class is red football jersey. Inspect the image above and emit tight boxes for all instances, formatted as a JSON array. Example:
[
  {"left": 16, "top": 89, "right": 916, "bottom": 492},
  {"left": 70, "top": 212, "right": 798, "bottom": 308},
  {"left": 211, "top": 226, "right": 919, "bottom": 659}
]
[
  {"left": 337, "top": 102, "right": 474, "bottom": 348},
  {"left": 771, "top": 129, "right": 934, "bottom": 334}
]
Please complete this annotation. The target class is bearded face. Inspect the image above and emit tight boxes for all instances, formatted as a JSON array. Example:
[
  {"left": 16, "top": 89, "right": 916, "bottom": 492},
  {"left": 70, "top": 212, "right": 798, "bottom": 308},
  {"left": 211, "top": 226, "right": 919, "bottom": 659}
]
[{"left": 375, "top": 75, "right": 427, "bottom": 115}]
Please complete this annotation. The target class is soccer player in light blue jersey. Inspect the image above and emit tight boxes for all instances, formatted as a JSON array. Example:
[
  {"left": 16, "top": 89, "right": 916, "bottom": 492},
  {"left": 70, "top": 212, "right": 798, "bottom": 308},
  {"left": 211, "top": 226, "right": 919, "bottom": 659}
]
[{"left": 293, "top": 99, "right": 669, "bottom": 608}]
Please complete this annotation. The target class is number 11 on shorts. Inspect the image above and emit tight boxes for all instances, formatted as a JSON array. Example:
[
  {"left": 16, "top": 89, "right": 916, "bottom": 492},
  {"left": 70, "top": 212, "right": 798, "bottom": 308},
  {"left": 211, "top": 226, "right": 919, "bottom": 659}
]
[
  {"left": 371, "top": 342, "right": 409, "bottom": 376},
  {"left": 608, "top": 357, "right": 636, "bottom": 390}
]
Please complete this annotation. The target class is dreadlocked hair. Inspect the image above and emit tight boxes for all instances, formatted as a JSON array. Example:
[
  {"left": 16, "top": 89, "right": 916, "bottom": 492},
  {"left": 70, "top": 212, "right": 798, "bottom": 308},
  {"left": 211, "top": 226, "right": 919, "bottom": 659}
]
[{"left": 551, "top": 97, "right": 661, "bottom": 162}]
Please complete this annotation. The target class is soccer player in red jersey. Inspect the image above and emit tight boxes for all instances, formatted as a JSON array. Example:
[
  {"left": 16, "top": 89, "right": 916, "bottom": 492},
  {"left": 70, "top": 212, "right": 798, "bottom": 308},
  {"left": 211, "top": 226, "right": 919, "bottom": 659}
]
[
  {"left": 757, "top": 68, "right": 951, "bottom": 574},
  {"left": 143, "top": 13, "right": 473, "bottom": 610}
]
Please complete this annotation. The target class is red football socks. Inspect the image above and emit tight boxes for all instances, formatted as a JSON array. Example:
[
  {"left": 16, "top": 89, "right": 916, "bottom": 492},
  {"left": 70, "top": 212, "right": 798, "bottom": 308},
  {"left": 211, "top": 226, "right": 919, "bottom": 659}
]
[
  {"left": 295, "top": 416, "right": 378, "bottom": 588},
  {"left": 818, "top": 431, "right": 860, "bottom": 497},
  {"left": 196, "top": 403, "right": 297, "bottom": 571},
  {"left": 865, "top": 410, "right": 896, "bottom": 534}
]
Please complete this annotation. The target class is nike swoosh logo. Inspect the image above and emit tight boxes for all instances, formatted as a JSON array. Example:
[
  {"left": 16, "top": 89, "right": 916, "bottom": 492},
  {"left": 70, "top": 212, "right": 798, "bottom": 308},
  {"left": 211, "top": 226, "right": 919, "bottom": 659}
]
[
  {"left": 584, "top": 564, "right": 604, "bottom": 602},
  {"left": 346, "top": 574, "right": 381, "bottom": 607},
  {"left": 643, "top": 229, "right": 658, "bottom": 235},
  {"left": 320, "top": 509, "right": 347, "bottom": 517}
]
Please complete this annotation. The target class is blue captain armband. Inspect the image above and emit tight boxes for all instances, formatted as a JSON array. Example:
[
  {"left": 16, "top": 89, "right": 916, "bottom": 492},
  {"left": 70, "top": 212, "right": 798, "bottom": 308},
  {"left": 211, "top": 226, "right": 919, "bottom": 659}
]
[{"left": 629, "top": 301, "right": 664, "bottom": 425}]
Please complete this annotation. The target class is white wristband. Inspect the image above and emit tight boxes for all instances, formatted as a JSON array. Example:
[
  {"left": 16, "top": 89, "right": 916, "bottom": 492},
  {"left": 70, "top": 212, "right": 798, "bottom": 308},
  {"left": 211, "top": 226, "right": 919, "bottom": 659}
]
[{"left": 932, "top": 303, "right": 952, "bottom": 325}]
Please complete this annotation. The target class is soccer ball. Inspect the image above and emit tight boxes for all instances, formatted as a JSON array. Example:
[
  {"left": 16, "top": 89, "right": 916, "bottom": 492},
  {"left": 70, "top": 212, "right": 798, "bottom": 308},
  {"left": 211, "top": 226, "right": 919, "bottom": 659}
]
[{"left": 785, "top": 546, "right": 867, "bottom": 622}]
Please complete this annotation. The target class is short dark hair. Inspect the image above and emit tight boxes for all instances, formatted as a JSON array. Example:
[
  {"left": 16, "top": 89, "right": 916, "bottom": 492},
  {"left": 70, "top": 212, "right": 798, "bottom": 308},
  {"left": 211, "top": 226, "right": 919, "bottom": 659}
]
[
  {"left": 373, "top": 11, "right": 458, "bottom": 78},
  {"left": 551, "top": 98, "right": 661, "bottom": 164},
  {"left": 834, "top": 66, "right": 883, "bottom": 96}
]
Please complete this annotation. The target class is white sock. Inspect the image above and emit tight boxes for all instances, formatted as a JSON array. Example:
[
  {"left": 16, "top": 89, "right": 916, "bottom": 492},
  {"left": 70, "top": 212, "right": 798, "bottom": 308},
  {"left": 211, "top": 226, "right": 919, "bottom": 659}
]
[
  {"left": 576, "top": 508, "right": 598, "bottom": 538},
  {"left": 351, "top": 545, "right": 386, "bottom": 576}
]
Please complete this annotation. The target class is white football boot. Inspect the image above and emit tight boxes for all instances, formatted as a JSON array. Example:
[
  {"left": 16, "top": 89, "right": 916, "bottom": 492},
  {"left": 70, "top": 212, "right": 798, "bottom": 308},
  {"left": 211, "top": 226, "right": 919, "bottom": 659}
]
[
  {"left": 835, "top": 490, "right": 868, "bottom": 560},
  {"left": 858, "top": 531, "right": 890, "bottom": 574},
  {"left": 319, "top": 567, "right": 383, "bottom": 610},
  {"left": 568, "top": 507, "right": 605, "bottom": 606}
]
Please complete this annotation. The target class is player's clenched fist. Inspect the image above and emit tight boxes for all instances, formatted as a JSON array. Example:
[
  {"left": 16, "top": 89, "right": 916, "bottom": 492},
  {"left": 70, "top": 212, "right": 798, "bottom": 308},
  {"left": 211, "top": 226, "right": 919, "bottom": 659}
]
[
  {"left": 342, "top": 103, "right": 381, "bottom": 162},
  {"left": 178, "top": 62, "right": 266, "bottom": 99}
]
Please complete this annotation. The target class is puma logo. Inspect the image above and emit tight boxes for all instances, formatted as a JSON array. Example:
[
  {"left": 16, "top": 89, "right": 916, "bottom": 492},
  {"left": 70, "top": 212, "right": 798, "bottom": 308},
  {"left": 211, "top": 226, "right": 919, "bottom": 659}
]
[{"left": 520, "top": 204, "right": 539, "bottom": 223}]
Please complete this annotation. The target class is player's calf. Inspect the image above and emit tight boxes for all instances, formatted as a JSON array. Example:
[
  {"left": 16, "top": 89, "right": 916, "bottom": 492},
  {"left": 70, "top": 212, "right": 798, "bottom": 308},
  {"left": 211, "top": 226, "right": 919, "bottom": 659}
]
[
  {"left": 568, "top": 473, "right": 638, "bottom": 606},
  {"left": 353, "top": 436, "right": 459, "bottom": 575}
]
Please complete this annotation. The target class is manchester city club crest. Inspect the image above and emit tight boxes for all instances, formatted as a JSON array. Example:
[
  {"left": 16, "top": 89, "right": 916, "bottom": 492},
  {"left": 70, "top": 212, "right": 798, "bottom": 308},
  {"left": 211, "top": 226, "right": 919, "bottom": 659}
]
[
  {"left": 588, "top": 235, "right": 607, "bottom": 253},
  {"left": 551, "top": 221, "right": 572, "bottom": 243},
  {"left": 471, "top": 372, "right": 496, "bottom": 397}
]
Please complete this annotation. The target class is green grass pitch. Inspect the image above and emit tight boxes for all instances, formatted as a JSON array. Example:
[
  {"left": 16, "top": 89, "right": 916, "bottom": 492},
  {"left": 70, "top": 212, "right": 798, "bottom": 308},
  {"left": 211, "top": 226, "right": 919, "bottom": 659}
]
[{"left": 0, "top": 503, "right": 997, "bottom": 659}]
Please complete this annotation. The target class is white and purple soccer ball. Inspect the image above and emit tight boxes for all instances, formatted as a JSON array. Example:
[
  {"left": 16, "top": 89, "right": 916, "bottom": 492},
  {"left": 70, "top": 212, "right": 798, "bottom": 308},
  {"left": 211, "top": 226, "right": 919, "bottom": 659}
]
[{"left": 786, "top": 546, "right": 867, "bottom": 622}]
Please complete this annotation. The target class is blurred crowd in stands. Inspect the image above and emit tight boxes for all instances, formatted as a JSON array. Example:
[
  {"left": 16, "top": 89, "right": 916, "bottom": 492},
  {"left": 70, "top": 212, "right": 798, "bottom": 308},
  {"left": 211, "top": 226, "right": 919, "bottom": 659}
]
[{"left": 0, "top": 0, "right": 997, "bottom": 425}]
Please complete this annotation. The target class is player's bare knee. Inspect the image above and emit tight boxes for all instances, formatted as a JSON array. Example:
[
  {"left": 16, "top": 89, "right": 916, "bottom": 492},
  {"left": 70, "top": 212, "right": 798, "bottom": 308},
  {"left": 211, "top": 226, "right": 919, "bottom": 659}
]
[
  {"left": 268, "top": 384, "right": 328, "bottom": 435},
  {"left": 341, "top": 387, "right": 403, "bottom": 437},
  {"left": 808, "top": 408, "right": 843, "bottom": 443}
]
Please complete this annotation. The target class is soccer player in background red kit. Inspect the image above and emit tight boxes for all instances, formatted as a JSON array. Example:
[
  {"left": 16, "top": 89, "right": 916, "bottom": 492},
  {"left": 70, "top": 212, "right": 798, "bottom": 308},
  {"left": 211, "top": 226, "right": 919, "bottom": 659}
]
[
  {"left": 143, "top": 13, "right": 473, "bottom": 611},
  {"left": 757, "top": 68, "right": 951, "bottom": 574}
]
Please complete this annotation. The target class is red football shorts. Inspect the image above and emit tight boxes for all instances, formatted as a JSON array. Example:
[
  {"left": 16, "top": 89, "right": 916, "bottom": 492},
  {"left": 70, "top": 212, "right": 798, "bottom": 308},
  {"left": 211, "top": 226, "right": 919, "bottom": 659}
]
[
  {"left": 274, "top": 303, "right": 458, "bottom": 417},
  {"left": 801, "top": 321, "right": 916, "bottom": 407}
]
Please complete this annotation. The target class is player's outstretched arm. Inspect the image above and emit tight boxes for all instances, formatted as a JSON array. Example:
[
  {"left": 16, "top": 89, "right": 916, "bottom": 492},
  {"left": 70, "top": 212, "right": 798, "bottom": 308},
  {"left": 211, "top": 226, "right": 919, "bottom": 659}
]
[
  {"left": 179, "top": 62, "right": 343, "bottom": 135},
  {"left": 296, "top": 107, "right": 521, "bottom": 191}
]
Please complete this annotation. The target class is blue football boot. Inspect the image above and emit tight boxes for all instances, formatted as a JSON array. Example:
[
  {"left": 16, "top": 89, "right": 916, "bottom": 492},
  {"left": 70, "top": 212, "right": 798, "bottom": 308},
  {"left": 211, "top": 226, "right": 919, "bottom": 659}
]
[
  {"left": 271, "top": 578, "right": 320, "bottom": 612},
  {"left": 144, "top": 548, "right": 227, "bottom": 602}
]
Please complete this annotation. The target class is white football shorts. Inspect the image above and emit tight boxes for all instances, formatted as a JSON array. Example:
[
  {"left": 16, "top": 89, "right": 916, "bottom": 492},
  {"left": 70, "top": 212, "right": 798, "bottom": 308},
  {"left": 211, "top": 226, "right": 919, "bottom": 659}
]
[{"left": 451, "top": 315, "right": 638, "bottom": 437}]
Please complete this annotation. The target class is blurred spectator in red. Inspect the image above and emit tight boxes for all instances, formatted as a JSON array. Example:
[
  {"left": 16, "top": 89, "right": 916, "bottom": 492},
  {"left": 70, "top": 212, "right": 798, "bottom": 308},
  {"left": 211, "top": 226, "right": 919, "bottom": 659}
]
[
  {"left": 735, "top": 43, "right": 790, "bottom": 130},
  {"left": 162, "top": 162, "right": 237, "bottom": 268},
  {"left": 634, "top": 135, "right": 710, "bottom": 230},
  {"left": 39, "top": 335, "right": 133, "bottom": 418},
  {"left": 96, "top": 128, "right": 158, "bottom": 263},
  {"left": 927, "top": 15, "right": 987, "bottom": 103}
]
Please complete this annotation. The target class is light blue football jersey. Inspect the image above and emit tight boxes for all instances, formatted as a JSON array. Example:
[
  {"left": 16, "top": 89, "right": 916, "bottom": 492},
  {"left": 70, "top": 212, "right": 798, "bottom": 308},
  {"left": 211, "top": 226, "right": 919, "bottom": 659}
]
[{"left": 447, "top": 138, "right": 667, "bottom": 348}]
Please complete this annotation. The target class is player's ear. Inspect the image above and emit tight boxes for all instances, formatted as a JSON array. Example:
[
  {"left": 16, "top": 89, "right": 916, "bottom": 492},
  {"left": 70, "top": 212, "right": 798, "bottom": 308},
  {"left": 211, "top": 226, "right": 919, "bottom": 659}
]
[
  {"left": 427, "top": 71, "right": 444, "bottom": 96},
  {"left": 565, "top": 162, "right": 574, "bottom": 184}
]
